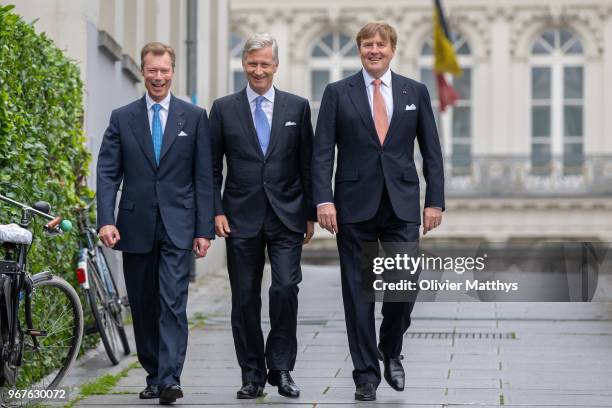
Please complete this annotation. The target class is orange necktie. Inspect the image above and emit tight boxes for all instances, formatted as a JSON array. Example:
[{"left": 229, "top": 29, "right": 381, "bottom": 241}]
[{"left": 372, "top": 78, "right": 388, "bottom": 145}]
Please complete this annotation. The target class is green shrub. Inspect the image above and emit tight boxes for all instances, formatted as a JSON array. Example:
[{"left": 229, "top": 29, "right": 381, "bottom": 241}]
[{"left": 0, "top": 4, "right": 98, "bottom": 385}]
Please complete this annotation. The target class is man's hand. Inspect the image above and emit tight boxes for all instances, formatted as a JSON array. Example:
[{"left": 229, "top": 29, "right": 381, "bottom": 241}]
[
  {"left": 317, "top": 203, "right": 338, "bottom": 234},
  {"left": 423, "top": 207, "right": 443, "bottom": 236},
  {"left": 303, "top": 221, "right": 314, "bottom": 244},
  {"left": 98, "top": 225, "right": 121, "bottom": 248},
  {"left": 193, "top": 238, "right": 211, "bottom": 258},
  {"left": 215, "top": 215, "right": 231, "bottom": 237}
]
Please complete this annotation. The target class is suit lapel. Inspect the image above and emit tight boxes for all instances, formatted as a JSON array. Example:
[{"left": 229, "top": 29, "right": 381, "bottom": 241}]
[
  {"left": 129, "top": 96, "right": 157, "bottom": 170},
  {"left": 384, "top": 72, "right": 408, "bottom": 146},
  {"left": 159, "top": 95, "right": 185, "bottom": 163},
  {"left": 265, "top": 88, "right": 286, "bottom": 159},
  {"left": 236, "top": 90, "right": 265, "bottom": 159},
  {"left": 348, "top": 71, "right": 379, "bottom": 146}
]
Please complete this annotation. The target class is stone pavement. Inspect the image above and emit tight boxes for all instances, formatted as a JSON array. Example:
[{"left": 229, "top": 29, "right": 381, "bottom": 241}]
[{"left": 70, "top": 261, "right": 612, "bottom": 407}]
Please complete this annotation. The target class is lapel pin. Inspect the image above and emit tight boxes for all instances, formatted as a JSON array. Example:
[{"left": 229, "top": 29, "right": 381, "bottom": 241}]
[
  {"left": 178, "top": 122, "right": 184, "bottom": 127},
  {"left": 402, "top": 90, "right": 407, "bottom": 94}
]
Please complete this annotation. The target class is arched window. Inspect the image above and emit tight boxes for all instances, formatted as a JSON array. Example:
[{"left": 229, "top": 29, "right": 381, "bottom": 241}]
[
  {"left": 530, "top": 29, "right": 584, "bottom": 176},
  {"left": 229, "top": 33, "right": 246, "bottom": 93},
  {"left": 309, "top": 32, "right": 361, "bottom": 124},
  {"left": 419, "top": 33, "right": 472, "bottom": 176}
]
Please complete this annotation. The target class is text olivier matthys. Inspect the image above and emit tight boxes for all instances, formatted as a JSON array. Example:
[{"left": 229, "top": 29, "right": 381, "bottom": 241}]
[{"left": 371, "top": 254, "right": 519, "bottom": 293}]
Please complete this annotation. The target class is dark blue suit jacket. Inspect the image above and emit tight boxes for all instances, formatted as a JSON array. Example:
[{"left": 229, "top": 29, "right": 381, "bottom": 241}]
[
  {"left": 211, "top": 88, "right": 316, "bottom": 238},
  {"left": 312, "top": 71, "right": 445, "bottom": 224},
  {"left": 97, "top": 94, "right": 214, "bottom": 252}
]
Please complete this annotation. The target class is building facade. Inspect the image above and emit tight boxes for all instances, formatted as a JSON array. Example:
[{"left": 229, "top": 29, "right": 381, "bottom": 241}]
[{"left": 230, "top": 0, "right": 612, "bottom": 242}]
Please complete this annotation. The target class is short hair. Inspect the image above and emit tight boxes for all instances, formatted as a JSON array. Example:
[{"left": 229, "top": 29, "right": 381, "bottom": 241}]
[
  {"left": 242, "top": 33, "right": 279, "bottom": 64},
  {"left": 140, "top": 42, "right": 176, "bottom": 70},
  {"left": 356, "top": 22, "right": 398, "bottom": 50}
]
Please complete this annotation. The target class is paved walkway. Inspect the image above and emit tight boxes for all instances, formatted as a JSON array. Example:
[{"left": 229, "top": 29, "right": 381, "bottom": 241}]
[{"left": 71, "top": 261, "right": 612, "bottom": 407}]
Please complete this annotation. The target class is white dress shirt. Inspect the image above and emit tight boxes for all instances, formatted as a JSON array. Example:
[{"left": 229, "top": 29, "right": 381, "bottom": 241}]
[
  {"left": 246, "top": 84, "right": 275, "bottom": 128},
  {"left": 145, "top": 92, "right": 171, "bottom": 134},
  {"left": 362, "top": 68, "right": 393, "bottom": 124}
]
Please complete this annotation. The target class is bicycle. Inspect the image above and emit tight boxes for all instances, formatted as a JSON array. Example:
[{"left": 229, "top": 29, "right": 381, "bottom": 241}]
[
  {"left": 74, "top": 196, "right": 130, "bottom": 365},
  {"left": 0, "top": 193, "right": 83, "bottom": 390}
]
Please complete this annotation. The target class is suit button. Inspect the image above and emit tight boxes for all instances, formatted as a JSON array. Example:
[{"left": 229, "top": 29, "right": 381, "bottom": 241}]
[
  {"left": 263, "top": 160, "right": 267, "bottom": 164},
  {"left": 263, "top": 181, "right": 267, "bottom": 185}
]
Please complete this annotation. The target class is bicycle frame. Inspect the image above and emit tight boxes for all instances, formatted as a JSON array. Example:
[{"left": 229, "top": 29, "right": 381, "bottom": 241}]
[
  {"left": 74, "top": 200, "right": 117, "bottom": 297},
  {"left": 0, "top": 193, "right": 83, "bottom": 390},
  {"left": 0, "top": 194, "right": 57, "bottom": 378}
]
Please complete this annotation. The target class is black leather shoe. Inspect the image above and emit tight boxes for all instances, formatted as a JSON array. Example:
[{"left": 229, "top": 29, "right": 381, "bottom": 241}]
[
  {"left": 236, "top": 382, "right": 264, "bottom": 399},
  {"left": 139, "top": 384, "right": 159, "bottom": 399},
  {"left": 267, "top": 370, "right": 300, "bottom": 398},
  {"left": 378, "top": 346, "right": 405, "bottom": 391},
  {"left": 355, "top": 383, "right": 376, "bottom": 401},
  {"left": 159, "top": 384, "right": 183, "bottom": 404}
]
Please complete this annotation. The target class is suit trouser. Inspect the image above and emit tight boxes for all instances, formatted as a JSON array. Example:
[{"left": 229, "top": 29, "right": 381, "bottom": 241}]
[
  {"left": 226, "top": 203, "right": 303, "bottom": 386},
  {"left": 122, "top": 213, "right": 191, "bottom": 387},
  {"left": 336, "top": 187, "right": 419, "bottom": 386}
]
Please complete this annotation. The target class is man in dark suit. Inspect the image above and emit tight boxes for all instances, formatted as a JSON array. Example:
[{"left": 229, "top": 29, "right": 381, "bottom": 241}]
[
  {"left": 210, "top": 33, "right": 315, "bottom": 400},
  {"left": 313, "top": 22, "right": 445, "bottom": 401},
  {"left": 97, "top": 42, "right": 214, "bottom": 405}
]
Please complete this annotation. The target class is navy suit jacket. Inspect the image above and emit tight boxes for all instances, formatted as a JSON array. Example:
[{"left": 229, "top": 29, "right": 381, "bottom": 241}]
[
  {"left": 312, "top": 70, "right": 445, "bottom": 224},
  {"left": 97, "top": 94, "right": 214, "bottom": 253},
  {"left": 211, "top": 88, "right": 316, "bottom": 238}
]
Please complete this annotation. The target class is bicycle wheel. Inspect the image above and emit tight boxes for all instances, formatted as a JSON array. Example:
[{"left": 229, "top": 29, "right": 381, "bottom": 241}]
[
  {"left": 0, "top": 274, "right": 13, "bottom": 387},
  {"left": 86, "top": 259, "right": 122, "bottom": 365},
  {"left": 94, "top": 246, "right": 130, "bottom": 356},
  {"left": 18, "top": 274, "right": 83, "bottom": 389}
]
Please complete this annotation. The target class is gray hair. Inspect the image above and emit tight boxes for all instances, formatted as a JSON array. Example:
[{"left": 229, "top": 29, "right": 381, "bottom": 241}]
[{"left": 241, "top": 33, "right": 279, "bottom": 64}]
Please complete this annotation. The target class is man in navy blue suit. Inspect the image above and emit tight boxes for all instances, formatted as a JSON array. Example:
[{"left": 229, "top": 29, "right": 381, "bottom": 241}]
[
  {"left": 312, "top": 22, "right": 445, "bottom": 401},
  {"left": 210, "top": 33, "right": 315, "bottom": 400},
  {"left": 97, "top": 42, "right": 214, "bottom": 405}
]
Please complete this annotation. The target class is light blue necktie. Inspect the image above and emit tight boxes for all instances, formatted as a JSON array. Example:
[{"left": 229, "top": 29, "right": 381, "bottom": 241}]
[
  {"left": 151, "top": 103, "right": 163, "bottom": 165},
  {"left": 254, "top": 96, "right": 270, "bottom": 154}
]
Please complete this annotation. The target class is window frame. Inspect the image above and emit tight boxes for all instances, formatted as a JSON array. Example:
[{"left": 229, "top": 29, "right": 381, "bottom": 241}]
[
  {"left": 308, "top": 32, "right": 362, "bottom": 124},
  {"left": 529, "top": 29, "right": 585, "bottom": 176},
  {"left": 229, "top": 33, "right": 246, "bottom": 93}
]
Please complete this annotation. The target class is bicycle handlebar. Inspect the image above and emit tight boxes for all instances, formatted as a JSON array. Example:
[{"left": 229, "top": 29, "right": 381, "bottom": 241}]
[
  {"left": 0, "top": 193, "right": 73, "bottom": 233},
  {"left": 45, "top": 217, "right": 73, "bottom": 233}
]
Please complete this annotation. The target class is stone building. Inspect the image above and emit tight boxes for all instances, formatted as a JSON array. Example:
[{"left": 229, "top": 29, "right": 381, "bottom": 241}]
[{"left": 230, "top": 0, "right": 612, "bottom": 242}]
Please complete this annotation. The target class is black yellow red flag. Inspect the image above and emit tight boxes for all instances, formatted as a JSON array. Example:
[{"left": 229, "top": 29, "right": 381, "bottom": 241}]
[{"left": 433, "top": 0, "right": 462, "bottom": 112}]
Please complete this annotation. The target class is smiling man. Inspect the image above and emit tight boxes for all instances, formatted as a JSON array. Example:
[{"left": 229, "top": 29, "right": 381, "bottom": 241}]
[
  {"left": 210, "top": 33, "right": 315, "bottom": 400},
  {"left": 312, "top": 22, "right": 445, "bottom": 401},
  {"left": 97, "top": 42, "right": 214, "bottom": 405}
]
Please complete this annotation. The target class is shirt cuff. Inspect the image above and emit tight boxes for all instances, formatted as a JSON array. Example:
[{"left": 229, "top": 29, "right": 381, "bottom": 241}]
[{"left": 316, "top": 202, "right": 334, "bottom": 208}]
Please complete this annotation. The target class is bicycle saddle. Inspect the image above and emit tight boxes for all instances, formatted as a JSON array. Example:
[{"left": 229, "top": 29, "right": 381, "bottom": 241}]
[{"left": 0, "top": 224, "right": 33, "bottom": 245}]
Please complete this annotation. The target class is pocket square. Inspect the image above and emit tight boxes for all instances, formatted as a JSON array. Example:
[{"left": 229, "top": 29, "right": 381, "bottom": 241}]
[
  {"left": 405, "top": 104, "right": 416, "bottom": 111},
  {"left": 284, "top": 121, "right": 297, "bottom": 126},
  {"left": 178, "top": 130, "right": 188, "bottom": 136}
]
